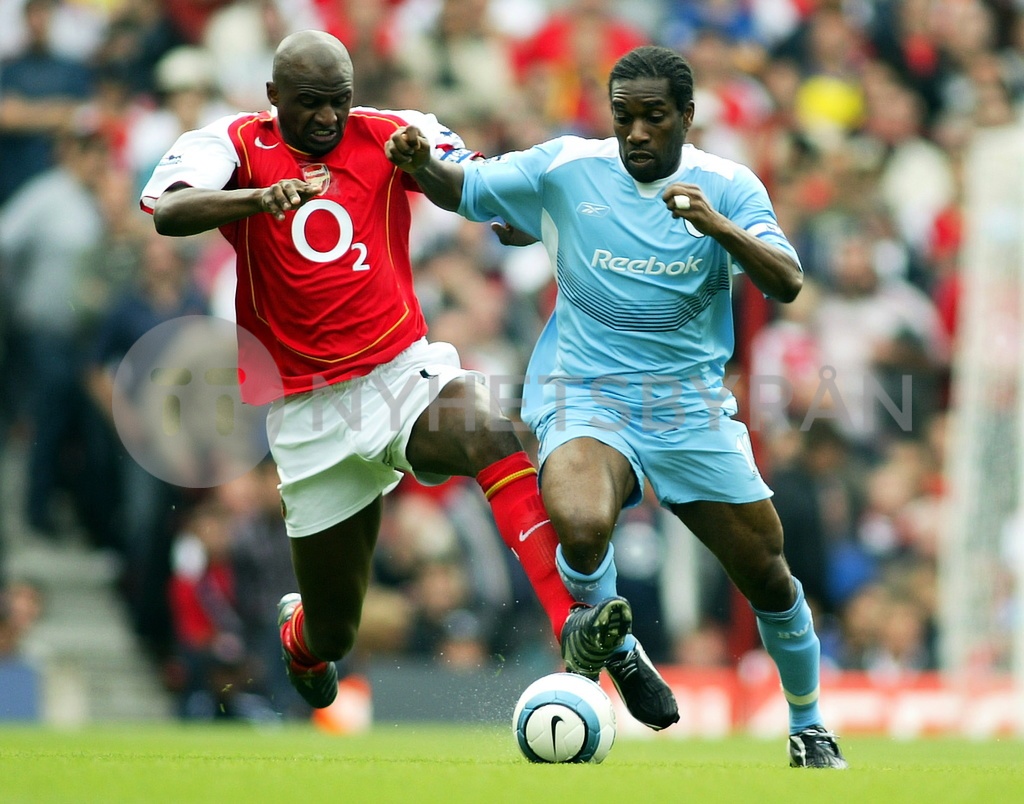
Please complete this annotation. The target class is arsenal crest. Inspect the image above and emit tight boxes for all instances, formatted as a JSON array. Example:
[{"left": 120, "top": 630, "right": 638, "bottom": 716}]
[{"left": 301, "top": 163, "right": 330, "bottom": 195}]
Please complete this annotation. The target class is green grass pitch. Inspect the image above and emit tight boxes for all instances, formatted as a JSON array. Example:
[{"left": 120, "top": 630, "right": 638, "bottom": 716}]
[{"left": 1, "top": 725, "right": 1021, "bottom": 803}]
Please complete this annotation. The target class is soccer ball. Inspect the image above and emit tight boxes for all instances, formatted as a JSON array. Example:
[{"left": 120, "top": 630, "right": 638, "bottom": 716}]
[{"left": 512, "top": 672, "right": 616, "bottom": 764}]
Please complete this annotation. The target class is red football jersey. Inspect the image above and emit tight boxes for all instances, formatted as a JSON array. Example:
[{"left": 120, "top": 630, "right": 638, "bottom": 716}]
[{"left": 142, "top": 108, "right": 476, "bottom": 403}]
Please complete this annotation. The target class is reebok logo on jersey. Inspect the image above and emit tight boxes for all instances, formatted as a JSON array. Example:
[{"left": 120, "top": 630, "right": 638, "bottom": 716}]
[
  {"left": 591, "top": 249, "right": 703, "bottom": 276},
  {"left": 518, "top": 519, "right": 551, "bottom": 542},
  {"left": 577, "top": 202, "right": 610, "bottom": 217},
  {"left": 159, "top": 153, "right": 182, "bottom": 165},
  {"left": 255, "top": 137, "right": 278, "bottom": 150}
]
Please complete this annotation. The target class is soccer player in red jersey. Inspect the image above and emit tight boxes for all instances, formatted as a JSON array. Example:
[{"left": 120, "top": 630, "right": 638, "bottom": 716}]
[{"left": 139, "top": 30, "right": 629, "bottom": 709}]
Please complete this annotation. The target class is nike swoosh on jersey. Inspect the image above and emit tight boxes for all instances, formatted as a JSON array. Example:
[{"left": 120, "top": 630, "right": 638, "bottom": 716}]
[
  {"left": 518, "top": 519, "right": 551, "bottom": 542},
  {"left": 255, "top": 137, "right": 278, "bottom": 150}
]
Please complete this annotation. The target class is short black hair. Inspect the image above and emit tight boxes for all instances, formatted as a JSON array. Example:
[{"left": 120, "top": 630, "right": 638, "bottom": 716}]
[{"left": 608, "top": 46, "right": 694, "bottom": 113}]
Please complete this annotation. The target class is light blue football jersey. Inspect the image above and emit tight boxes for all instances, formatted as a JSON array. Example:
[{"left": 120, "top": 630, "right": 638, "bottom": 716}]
[{"left": 459, "top": 137, "right": 800, "bottom": 428}]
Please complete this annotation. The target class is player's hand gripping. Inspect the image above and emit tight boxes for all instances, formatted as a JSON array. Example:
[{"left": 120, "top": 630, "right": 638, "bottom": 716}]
[
  {"left": 386, "top": 125, "right": 432, "bottom": 172},
  {"left": 662, "top": 183, "right": 721, "bottom": 236},
  {"left": 260, "top": 179, "right": 322, "bottom": 221}
]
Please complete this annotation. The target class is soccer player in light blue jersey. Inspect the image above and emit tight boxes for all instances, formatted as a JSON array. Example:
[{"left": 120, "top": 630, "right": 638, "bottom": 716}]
[{"left": 387, "top": 45, "right": 847, "bottom": 767}]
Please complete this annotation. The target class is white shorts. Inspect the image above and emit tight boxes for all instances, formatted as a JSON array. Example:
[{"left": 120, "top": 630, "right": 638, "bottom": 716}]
[{"left": 266, "top": 339, "right": 474, "bottom": 537}]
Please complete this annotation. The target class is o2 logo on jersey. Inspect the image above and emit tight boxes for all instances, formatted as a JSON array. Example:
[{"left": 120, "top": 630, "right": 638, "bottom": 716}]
[{"left": 291, "top": 198, "right": 370, "bottom": 270}]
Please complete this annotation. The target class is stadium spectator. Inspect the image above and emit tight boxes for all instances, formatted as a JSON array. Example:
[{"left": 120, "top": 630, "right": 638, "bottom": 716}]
[
  {"left": 855, "top": 439, "right": 939, "bottom": 565},
  {"left": 76, "top": 162, "right": 149, "bottom": 331},
  {"left": 1000, "top": 11, "right": 1024, "bottom": 109},
  {"left": 0, "top": 597, "right": 22, "bottom": 661},
  {"left": 162, "top": 0, "right": 235, "bottom": 46},
  {"left": 659, "top": 0, "right": 762, "bottom": 54},
  {"left": 222, "top": 460, "right": 333, "bottom": 717},
  {"left": 0, "top": 0, "right": 94, "bottom": 207},
  {"left": 433, "top": 476, "right": 555, "bottom": 661},
  {"left": 680, "top": 29, "right": 771, "bottom": 165},
  {"left": 414, "top": 242, "right": 519, "bottom": 378},
  {"left": 313, "top": 0, "right": 404, "bottom": 109},
  {"left": 85, "top": 230, "right": 208, "bottom": 656},
  {"left": 857, "top": 71, "right": 956, "bottom": 262},
  {"left": 813, "top": 227, "right": 949, "bottom": 455},
  {"left": 822, "top": 579, "right": 886, "bottom": 670},
  {"left": 388, "top": 43, "right": 852, "bottom": 765},
  {"left": 768, "top": 419, "right": 862, "bottom": 615},
  {"left": 861, "top": 587, "right": 936, "bottom": 678},
  {"left": 747, "top": 276, "right": 824, "bottom": 435},
  {"left": 139, "top": 30, "right": 589, "bottom": 719},
  {"left": 405, "top": 555, "right": 480, "bottom": 659},
  {"left": 512, "top": 0, "right": 648, "bottom": 136},
  {"left": 0, "top": 590, "right": 41, "bottom": 721},
  {"left": 0, "top": 580, "right": 43, "bottom": 652},
  {"left": 932, "top": 0, "right": 1000, "bottom": 122},
  {"left": 201, "top": 0, "right": 294, "bottom": 111},
  {"left": 606, "top": 491, "right": 679, "bottom": 665},
  {"left": 167, "top": 498, "right": 277, "bottom": 721},
  {"left": 774, "top": 4, "right": 869, "bottom": 149},
  {"left": 396, "top": 0, "right": 519, "bottom": 129},
  {"left": 89, "top": 0, "right": 184, "bottom": 98},
  {"left": 124, "top": 45, "right": 232, "bottom": 196},
  {"left": 0, "top": 124, "right": 110, "bottom": 538},
  {"left": 868, "top": 0, "right": 949, "bottom": 125}
]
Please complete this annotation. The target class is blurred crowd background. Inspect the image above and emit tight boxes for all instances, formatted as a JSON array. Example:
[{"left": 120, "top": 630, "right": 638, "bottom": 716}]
[{"left": 1, "top": 0, "right": 1021, "bottom": 721}]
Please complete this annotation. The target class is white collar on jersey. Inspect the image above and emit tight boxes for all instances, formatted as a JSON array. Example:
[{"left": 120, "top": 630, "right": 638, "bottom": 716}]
[{"left": 630, "top": 145, "right": 696, "bottom": 199}]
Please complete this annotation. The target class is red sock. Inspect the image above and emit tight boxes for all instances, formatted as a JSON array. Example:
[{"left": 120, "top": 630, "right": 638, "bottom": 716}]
[
  {"left": 477, "top": 452, "right": 575, "bottom": 642},
  {"left": 281, "top": 602, "right": 327, "bottom": 672}
]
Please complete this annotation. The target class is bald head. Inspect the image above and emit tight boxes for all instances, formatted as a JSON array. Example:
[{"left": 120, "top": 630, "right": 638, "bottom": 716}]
[
  {"left": 267, "top": 30, "right": 354, "bottom": 156},
  {"left": 272, "top": 30, "right": 352, "bottom": 85}
]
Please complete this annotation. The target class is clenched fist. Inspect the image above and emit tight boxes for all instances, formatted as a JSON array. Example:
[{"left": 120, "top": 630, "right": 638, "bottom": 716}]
[{"left": 386, "top": 125, "right": 432, "bottom": 172}]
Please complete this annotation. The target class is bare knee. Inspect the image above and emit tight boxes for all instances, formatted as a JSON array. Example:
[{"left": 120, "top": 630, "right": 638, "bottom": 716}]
[
  {"left": 410, "top": 379, "right": 521, "bottom": 475},
  {"left": 551, "top": 510, "right": 614, "bottom": 575}
]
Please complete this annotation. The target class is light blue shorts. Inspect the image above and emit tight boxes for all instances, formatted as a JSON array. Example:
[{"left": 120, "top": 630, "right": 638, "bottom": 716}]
[{"left": 533, "top": 385, "right": 773, "bottom": 509}]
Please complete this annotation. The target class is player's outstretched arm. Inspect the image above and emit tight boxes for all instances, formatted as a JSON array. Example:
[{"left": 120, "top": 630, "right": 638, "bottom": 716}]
[
  {"left": 386, "top": 125, "right": 466, "bottom": 212},
  {"left": 662, "top": 182, "right": 802, "bottom": 303},
  {"left": 153, "top": 180, "right": 321, "bottom": 237}
]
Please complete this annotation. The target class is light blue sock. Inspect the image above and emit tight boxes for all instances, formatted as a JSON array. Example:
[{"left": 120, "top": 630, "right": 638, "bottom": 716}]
[
  {"left": 753, "top": 577, "right": 823, "bottom": 733},
  {"left": 556, "top": 543, "right": 636, "bottom": 654}
]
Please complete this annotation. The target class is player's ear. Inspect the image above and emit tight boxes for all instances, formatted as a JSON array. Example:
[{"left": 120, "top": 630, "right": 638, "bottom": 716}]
[
  {"left": 266, "top": 81, "right": 278, "bottom": 107},
  {"left": 680, "top": 100, "right": 695, "bottom": 136}
]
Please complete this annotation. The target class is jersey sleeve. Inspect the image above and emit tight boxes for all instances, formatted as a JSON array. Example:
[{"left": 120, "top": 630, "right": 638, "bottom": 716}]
[
  {"left": 458, "top": 139, "right": 564, "bottom": 240},
  {"left": 724, "top": 165, "right": 802, "bottom": 270},
  {"left": 139, "top": 114, "right": 244, "bottom": 213},
  {"left": 375, "top": 107, "right": 481, "bottom": 164}
]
